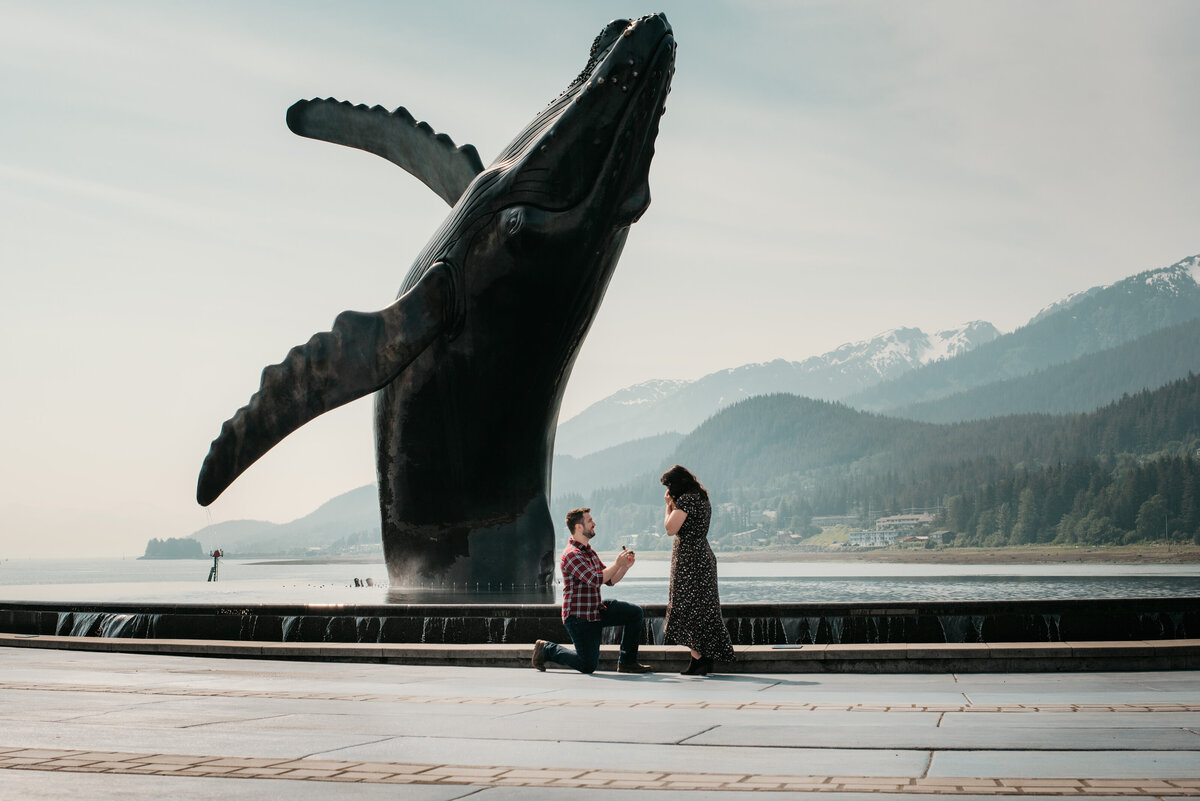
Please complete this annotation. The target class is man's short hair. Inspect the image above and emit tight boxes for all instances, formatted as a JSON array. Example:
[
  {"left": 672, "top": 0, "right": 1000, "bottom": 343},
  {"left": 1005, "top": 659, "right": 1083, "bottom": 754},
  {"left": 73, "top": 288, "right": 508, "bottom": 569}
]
[{"left": 565, "top": 507, "right": 590, "bottom": 533}]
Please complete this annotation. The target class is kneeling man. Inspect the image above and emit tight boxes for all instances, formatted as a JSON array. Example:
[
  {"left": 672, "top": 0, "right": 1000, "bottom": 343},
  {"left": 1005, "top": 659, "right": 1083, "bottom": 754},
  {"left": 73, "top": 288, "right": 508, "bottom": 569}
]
[{"left": 532, "top": 507, "right": 652, "bottom": 674}]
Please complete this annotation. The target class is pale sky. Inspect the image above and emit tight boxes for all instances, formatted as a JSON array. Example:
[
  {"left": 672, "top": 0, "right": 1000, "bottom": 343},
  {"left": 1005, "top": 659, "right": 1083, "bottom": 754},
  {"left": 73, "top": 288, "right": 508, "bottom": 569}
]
[{"left": 2, "top": 1, "right": 1198, "bottom": 558}]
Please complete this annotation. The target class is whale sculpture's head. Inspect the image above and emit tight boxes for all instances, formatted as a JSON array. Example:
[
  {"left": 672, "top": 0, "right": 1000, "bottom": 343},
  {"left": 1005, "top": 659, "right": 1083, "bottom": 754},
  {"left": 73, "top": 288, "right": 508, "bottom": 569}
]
[{"left": 492, "top": 13, "right": 675, "bottom": 225}]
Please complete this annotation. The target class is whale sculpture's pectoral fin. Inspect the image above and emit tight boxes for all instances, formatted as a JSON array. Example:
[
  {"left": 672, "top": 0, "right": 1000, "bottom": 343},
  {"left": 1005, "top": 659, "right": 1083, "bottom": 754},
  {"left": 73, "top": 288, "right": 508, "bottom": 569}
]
[
  {"left": 197, "top": 265, "right": 456, "bottom": 506},
  {"left": 286, "top": 98, "right": 484, "bottom": 207}
]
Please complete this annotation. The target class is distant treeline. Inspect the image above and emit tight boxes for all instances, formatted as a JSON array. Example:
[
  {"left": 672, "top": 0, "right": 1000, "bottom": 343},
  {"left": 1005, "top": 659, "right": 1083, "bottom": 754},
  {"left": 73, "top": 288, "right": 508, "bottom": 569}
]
[
  {"left": 141, "top": 537, "right": 204, "bottom": 559},
  {"left": 561, "top": 374, "right": 1200, "bottom": 547}
]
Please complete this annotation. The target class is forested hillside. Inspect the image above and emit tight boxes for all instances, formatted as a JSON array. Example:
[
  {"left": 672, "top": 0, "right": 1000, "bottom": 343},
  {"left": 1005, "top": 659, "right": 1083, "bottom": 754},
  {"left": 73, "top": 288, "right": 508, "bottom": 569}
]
[{"left": 562, "top": 374, "right": 1200, "bottom": 547}]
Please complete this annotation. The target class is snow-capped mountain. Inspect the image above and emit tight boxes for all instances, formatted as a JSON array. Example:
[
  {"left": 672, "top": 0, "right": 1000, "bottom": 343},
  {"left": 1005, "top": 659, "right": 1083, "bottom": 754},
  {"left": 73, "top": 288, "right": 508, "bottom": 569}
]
[
  {"left": 1028, "top": 254, "right": 1200, "bottom": 326},
  {"left": 554, "top": 321, "right": 999, "bottom": 457},
  {"left": 816, "top": 322, "right": 1000, "bottom": 376},
  {"left": 848, "top": 253, "right": 1200, "bottom": 413}
]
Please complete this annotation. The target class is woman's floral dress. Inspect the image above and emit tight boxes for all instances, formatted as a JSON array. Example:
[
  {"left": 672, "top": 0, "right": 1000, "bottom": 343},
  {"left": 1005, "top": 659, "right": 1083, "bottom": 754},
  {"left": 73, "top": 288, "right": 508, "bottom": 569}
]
[{"left": 664, "top": 491, "right": 735, "bottom": 660}]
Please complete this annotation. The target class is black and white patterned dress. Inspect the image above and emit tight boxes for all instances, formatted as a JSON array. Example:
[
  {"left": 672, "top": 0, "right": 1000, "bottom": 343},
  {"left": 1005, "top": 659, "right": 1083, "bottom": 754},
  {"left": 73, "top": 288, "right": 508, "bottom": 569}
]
[{"left": 663, "top": 492, "right": 735, "bottom": 660}]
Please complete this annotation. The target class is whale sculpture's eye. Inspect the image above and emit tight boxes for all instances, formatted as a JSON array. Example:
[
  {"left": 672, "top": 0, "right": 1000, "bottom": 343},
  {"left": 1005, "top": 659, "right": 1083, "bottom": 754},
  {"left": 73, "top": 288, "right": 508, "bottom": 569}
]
[{"left": 502, "top": 208, "right": 524, "bottom": 237}]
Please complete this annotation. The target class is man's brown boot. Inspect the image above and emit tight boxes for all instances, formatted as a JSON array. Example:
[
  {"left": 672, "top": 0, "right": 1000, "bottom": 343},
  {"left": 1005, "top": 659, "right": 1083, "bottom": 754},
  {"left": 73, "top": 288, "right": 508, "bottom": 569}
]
[{"left": 531, "top": 640, "right": 547, "bottom": 671}]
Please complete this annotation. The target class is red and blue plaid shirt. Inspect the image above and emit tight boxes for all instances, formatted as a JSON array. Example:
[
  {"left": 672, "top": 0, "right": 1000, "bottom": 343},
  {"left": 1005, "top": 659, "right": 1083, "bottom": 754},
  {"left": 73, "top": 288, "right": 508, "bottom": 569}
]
[{"left": 559, "top": 539, "right": 608, "bottom": 621}]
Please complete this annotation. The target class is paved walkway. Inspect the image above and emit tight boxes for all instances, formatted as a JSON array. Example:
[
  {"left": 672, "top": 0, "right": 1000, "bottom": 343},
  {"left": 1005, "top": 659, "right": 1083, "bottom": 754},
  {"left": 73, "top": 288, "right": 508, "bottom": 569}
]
[{"left": 1, "top": 645, "right": 1198, "bottom": 799}]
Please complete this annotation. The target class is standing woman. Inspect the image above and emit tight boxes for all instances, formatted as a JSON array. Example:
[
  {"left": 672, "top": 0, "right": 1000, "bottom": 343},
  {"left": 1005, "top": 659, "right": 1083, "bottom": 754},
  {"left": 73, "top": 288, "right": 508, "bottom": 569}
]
[{"left": 661, "top": 464, "right": 735, "bottom": 675}]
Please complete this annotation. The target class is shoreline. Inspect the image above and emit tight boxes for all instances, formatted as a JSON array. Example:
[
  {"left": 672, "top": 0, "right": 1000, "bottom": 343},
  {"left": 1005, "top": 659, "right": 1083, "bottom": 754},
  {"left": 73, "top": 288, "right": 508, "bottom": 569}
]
[
  {"left": 243, "top": 544, "right": 1200, "bottom": 567},
  {"left": 708, "top": 544, "right": 1200, "bottom": 565}
]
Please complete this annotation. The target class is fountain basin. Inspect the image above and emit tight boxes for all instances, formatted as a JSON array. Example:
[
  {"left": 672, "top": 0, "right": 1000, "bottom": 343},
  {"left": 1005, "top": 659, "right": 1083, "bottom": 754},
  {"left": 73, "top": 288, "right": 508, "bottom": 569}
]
[{"left": 1, "top": 597, "right": 1195, "bottom": 645}]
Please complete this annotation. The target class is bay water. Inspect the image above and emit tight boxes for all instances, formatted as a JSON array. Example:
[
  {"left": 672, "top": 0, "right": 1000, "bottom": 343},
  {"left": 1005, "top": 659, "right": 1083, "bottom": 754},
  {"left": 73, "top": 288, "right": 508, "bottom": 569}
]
[{"left": 2, "top": 556, "right": 1199, "bottom": 606}]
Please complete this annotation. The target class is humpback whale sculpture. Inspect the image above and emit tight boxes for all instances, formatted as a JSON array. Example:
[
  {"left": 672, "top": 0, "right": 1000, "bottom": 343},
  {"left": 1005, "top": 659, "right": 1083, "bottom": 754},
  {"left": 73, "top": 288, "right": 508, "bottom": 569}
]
[{"left": 197, "top": 14, "right": 676, "bottom": 591}]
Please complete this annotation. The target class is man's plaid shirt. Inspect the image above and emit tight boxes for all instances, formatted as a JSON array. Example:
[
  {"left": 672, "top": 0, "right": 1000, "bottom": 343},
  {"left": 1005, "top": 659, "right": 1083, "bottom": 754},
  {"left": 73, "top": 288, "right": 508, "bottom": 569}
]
[{"left": 559, "top": 539, "right": 608, "bottom": 621}]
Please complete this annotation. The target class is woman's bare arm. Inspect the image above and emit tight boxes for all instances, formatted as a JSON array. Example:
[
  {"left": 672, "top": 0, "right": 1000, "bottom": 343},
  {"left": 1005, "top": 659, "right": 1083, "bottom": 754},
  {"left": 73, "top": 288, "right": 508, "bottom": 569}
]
[{"left": 664, "top": 492, "right": 688, "bottom": 537}]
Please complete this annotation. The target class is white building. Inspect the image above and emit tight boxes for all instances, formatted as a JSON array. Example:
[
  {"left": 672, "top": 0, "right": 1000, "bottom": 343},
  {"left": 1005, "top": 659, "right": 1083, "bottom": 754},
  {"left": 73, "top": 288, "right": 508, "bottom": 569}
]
[
  {"left": 849, "top": 529, "right": 900, "bottom": 547},
  {"left": 875, "top": 513, "right": 935, "bottom": 531}
]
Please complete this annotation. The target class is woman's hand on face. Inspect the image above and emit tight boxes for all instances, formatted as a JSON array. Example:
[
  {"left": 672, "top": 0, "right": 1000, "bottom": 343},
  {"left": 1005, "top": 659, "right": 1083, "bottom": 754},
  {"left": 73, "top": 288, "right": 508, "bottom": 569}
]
[{"left": 664, "top": 490, "right": 675, "bottom": 511}]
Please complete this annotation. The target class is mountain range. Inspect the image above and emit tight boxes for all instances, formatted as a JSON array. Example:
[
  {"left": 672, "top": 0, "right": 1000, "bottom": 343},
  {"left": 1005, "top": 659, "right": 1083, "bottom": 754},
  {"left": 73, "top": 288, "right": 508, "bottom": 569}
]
[
  {"left": 560, "top": 254, "right": 1200, "bottom": 460},
  {"left": 847, "top": 254, "right": 1200, "bottom": 414},
  {"left": 554, "top": 322, "right": 1001, "bottom": 457}
]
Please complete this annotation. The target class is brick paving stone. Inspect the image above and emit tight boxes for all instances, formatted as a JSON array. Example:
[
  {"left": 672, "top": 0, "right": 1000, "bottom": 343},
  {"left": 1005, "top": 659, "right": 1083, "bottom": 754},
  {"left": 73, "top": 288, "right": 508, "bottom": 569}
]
[
  {"left": 1083, "top": 779, "right": 1176, "bottom": 787},
  {"left": 203, "top": 757, "right": 289, "bottom": 768},
  {"left": 424, "top": 765, "right": 507, "bottom": 777},
  {"left": 949, "top": 779, "right": 1005, "bottom": 788},
  {"left": 541, "top": 778, "right": 593, "bottom": 787},
  {"left": 6, "top": 749, "right": 82, "bottom": 759},
  {"left": 1017, "top": 787, "right": 1085, "bottom": 794},
  {"left": 276, "top": 769, "right": 340, "bottom": 779},
  {"left": 314, "top": 772, "right": 369, "bottom": 782},
  {"left": 226, "top": 768, "right": 292, "bottom": 777},
  {"left": 347, "top": 762, "right": 419, "bottom": 774},
  {"left": 141, "top": 754, "right": 212, "bottom": 764},
  {"left": 138, "top": 762, "right": 205, "bottom": 772},
  {"left": 190, "top": 766, "right": 245, "bottom": 775},
  {"left": 502, "top": 768, "right": 588, "bottom": 779},
  {"left": 663, "top": 773, "right": 748, "bottom": 783},
  {"left": 272, "top": 759, "right": 355, "bottom": 771},
  {"left": 92, "top": 761, "right": 149, "bottom": 771},
  {"left": 382, "top": 763, "right": 438, "bottom": 775},
  {"left": 377, "top": 775, "right": 429, "bottom": 784},
  {"left": 921, "top": 777, "right": 997, "bottom": 786},
  {"left": 999, "top": 778, "right": 1083, "bottom": 787},
  {"left": 41, "top": 759, "right": 102, "bottom": 768},
  {"left": 2, "top": 758, "right": 49, "bottom": 766},
  {"left": 581, "top": 771, "right": 666, "bottom": 781},
  {"left": 174, "top": 767, "right": 234, "bottom": 776},
  {"left": 495, "top": 777, "right": 554, "bottom": 786}
]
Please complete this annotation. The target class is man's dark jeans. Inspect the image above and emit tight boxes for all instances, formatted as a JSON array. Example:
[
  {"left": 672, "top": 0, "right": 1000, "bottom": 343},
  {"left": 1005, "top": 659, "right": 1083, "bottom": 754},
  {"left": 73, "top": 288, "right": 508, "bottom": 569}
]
[{"left": 542, "top": 600, "right": 644, "bottom": 673}]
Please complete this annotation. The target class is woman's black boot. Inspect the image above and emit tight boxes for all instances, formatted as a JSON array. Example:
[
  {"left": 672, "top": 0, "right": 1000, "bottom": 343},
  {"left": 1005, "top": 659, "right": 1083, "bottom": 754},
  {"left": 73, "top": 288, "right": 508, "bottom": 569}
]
[
  {"left": 681, "top": 656, "right": 704, "bottom": 675},
  {"left": 695, "top": 657, "right": 714, "bottom": 676}
]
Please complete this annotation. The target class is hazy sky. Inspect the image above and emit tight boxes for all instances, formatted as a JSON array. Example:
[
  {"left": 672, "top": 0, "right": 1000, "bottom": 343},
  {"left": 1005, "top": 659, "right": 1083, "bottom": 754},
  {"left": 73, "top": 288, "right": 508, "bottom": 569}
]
[{"left": 3, "top": 1, "right": 1198, "bottom": 558}]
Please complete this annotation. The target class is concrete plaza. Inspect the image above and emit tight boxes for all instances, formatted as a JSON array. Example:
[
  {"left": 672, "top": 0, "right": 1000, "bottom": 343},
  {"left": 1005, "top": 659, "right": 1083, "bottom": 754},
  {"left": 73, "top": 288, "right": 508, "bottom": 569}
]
[{"left": 1, "top": 644, "right": 1198, "bottom": 799}]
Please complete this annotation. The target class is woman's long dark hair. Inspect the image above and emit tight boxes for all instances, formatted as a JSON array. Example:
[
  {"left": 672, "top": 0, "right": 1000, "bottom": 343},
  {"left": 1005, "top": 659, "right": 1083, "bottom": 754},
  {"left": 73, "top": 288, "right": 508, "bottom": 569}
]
[{"left": 660, "top": 464, "right": 707, "bottom": 499}]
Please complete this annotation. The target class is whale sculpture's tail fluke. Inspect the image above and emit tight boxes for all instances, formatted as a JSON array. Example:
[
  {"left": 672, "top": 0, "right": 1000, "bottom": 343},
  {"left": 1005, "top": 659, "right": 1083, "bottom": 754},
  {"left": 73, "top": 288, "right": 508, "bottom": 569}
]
[
  {"left": 197, "top": 264, "right": 456, "bottom": 506},
  {"left": 286, "top": 99, "right": 484, "bottom": 207}
]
